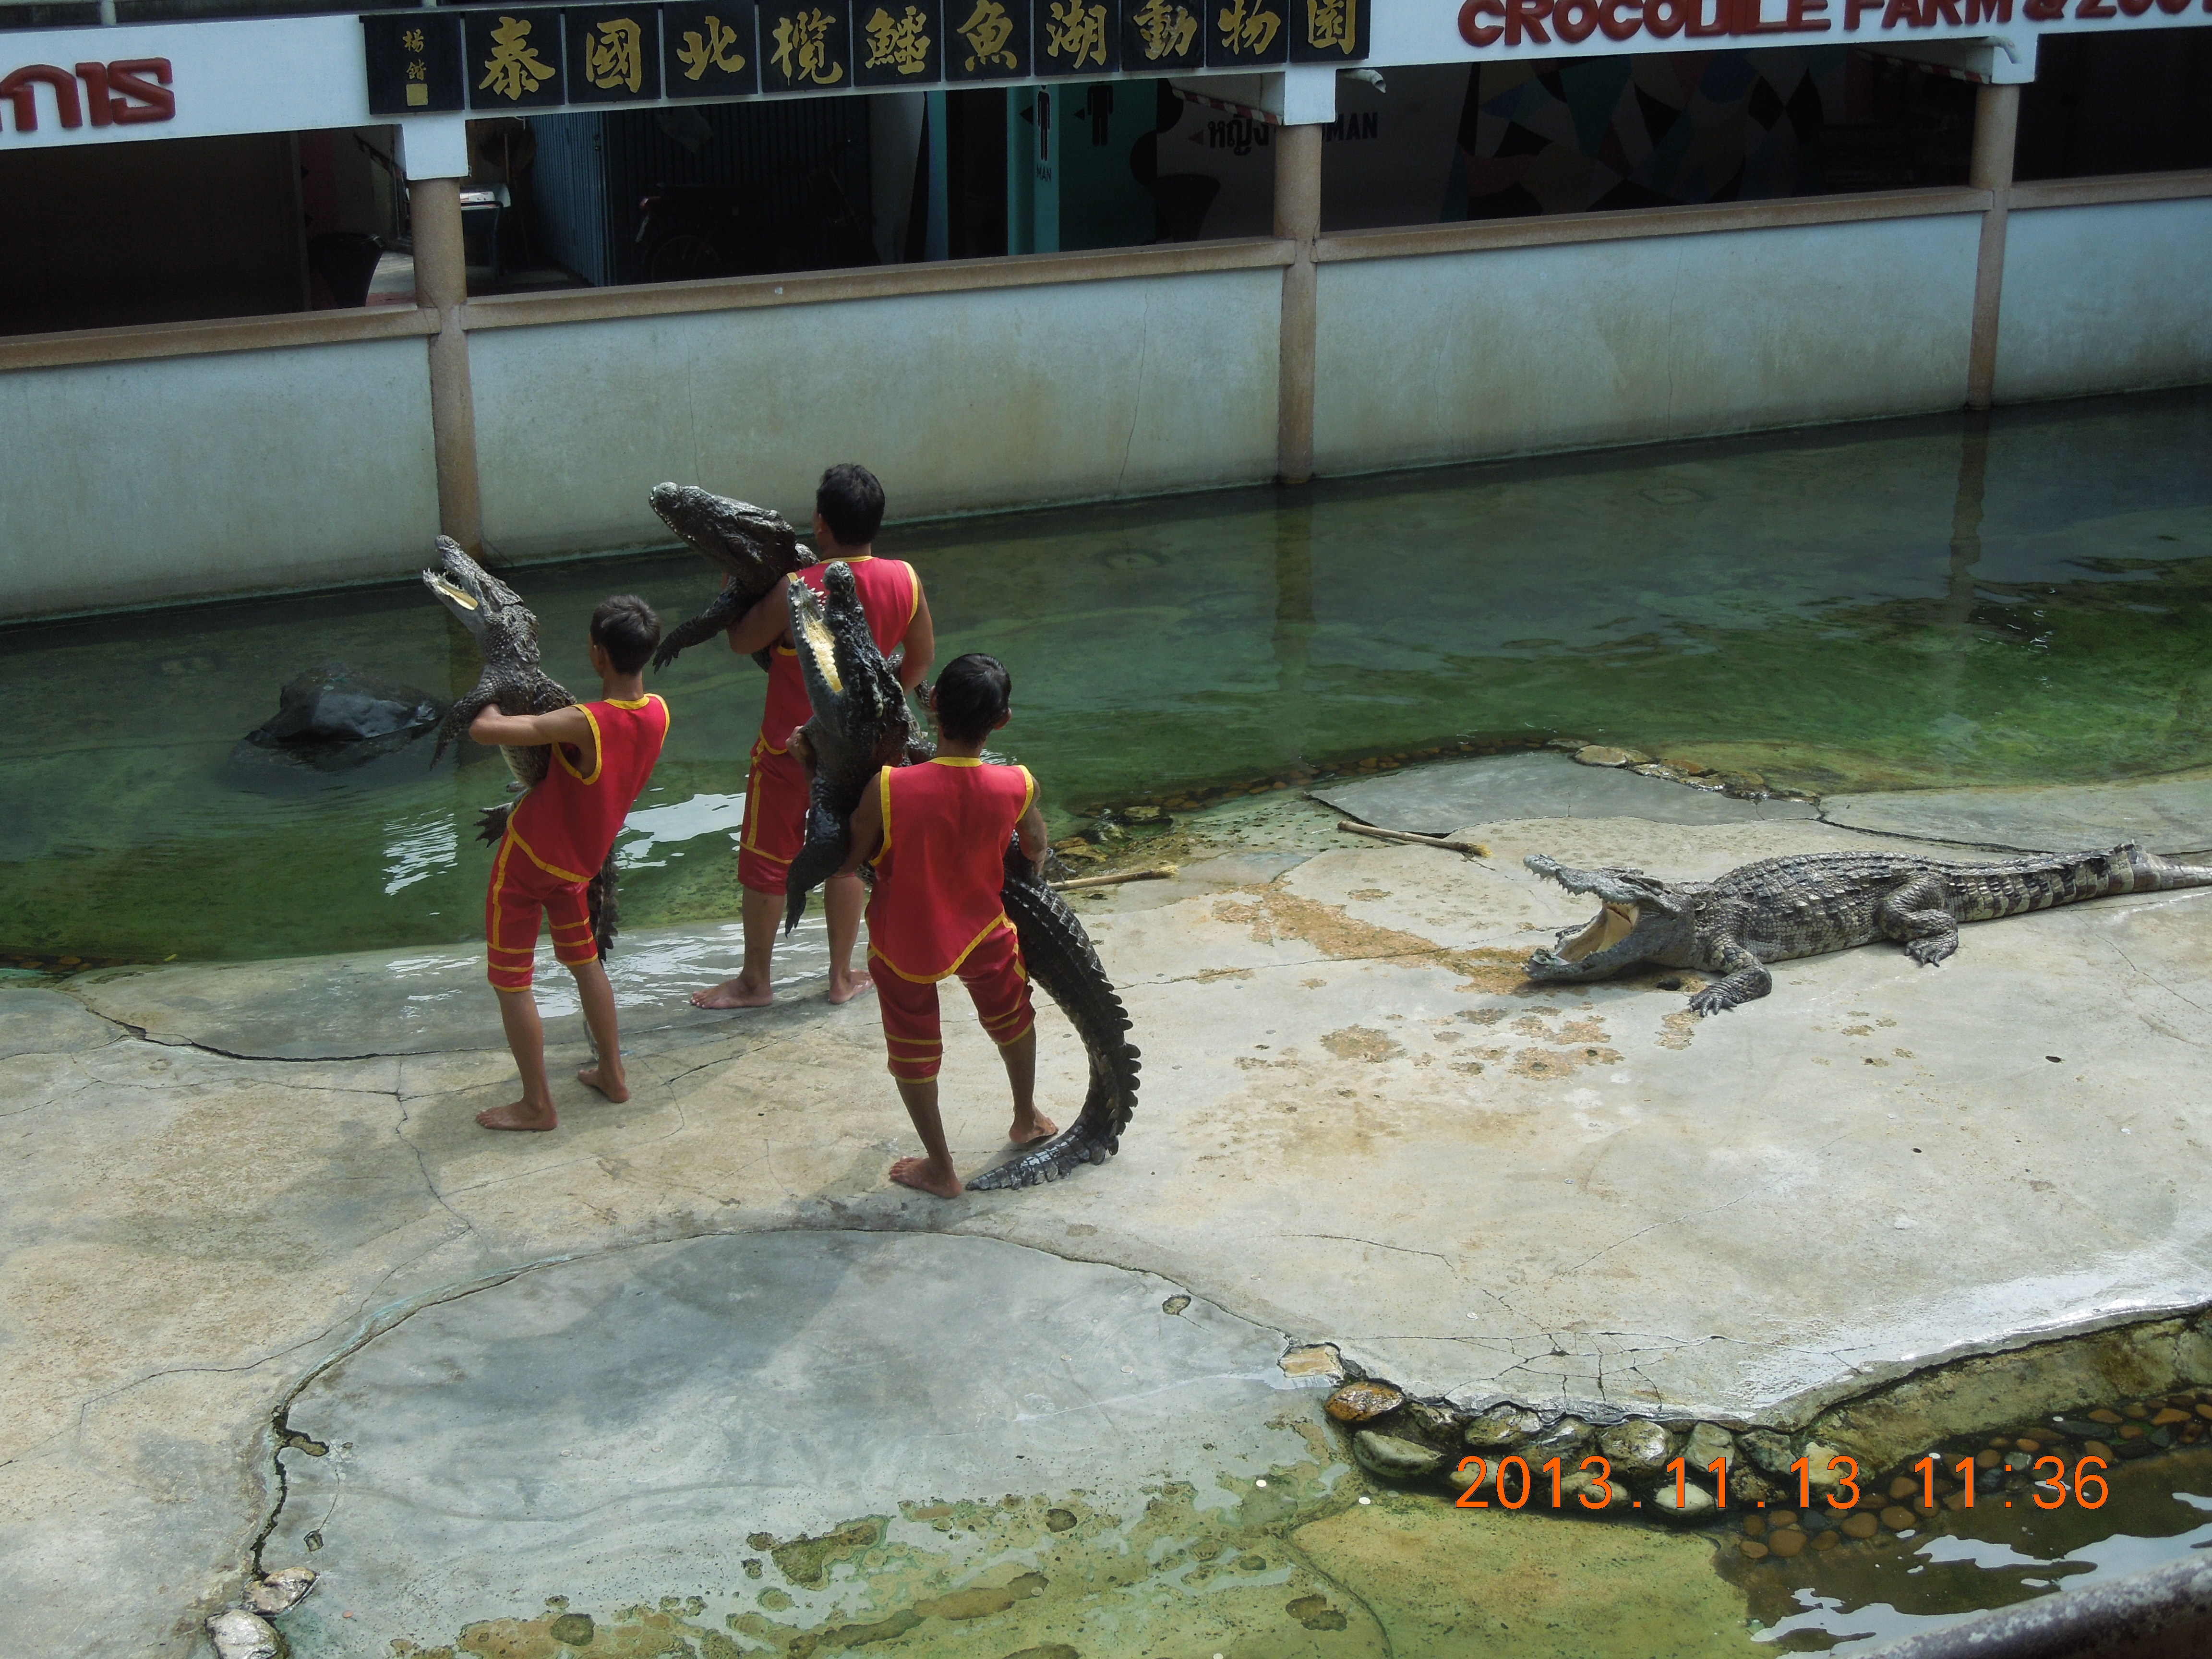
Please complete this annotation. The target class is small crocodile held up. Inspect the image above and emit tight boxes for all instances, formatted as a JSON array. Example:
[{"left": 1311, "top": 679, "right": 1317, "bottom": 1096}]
[
  {"left": 421, "top": 539, "right": 621, "bottom": 957},
  {"left": 646, "top": 483, "right": 817, "bottom": 673},
  {"left": 1524, "top": 844, "right": 2212, "bottom": 1013}
]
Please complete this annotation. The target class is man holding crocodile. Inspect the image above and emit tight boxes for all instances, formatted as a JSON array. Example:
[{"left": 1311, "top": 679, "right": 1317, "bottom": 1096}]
[{"left": 687, "top": 464, "right": 936, "bottom": 1012}]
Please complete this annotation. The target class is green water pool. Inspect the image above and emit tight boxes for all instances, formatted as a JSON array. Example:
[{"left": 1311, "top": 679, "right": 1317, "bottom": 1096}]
[{"left": 3, "top": 389, "right": 2208, "bottom": 964}]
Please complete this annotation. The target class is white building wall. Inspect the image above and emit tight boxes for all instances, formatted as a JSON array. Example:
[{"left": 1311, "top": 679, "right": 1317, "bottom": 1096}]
[
  {"left": 1994, "top": 198, "right": 2212, "bottom": 405},
  {"left": 0, "top": 339, "right": 439, "bottom": 617},
  {"left": 1312, "top": 215, "right": 1984, "bottom": 473},
  {"left": 468, "top": 269, "right": 1284, "bottom": 557}
]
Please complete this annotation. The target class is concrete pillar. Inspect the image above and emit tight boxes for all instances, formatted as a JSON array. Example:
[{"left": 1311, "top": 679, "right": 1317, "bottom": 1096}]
[
  {"left": 409, "top": 176, "right": 485, "bottom": 552},
  {"left": 1965, "top": 83, "right": 2020, "bottom": 414},
  {"left": 1274, "top": 122, "right": 1322, "bottom": 487}
]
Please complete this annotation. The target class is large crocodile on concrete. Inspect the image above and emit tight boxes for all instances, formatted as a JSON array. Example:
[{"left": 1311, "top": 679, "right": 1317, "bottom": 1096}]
[
  {"left": 422, "top": 538, "right": 621, "bottom": 957},
  {"left": 784, "top": 562, "right": 1140, "bottom": 1189},
  {"left": 1524, "top": 843, "right": 2212, "bottom": 1014},
  {"left": 646, "top": 483, "right": 816, "bottom": 672}
]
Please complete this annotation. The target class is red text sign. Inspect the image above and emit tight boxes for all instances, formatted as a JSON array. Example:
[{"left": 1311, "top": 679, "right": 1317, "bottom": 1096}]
[
  {"left": 1456, "top": 0, "right": 2206, "bottom": 46},
  {"left": 0, "top": 59, "right": 174, "bottom": 133}
]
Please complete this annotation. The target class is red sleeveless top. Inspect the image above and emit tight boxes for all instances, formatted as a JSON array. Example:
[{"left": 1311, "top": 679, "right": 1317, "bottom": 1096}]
[
  {"left": 758, "top": 556, "right": 920, "bottom": 753},
  {"left": 505, "top": 695, "right": 672, "bottom": 882},
  {"left": 866, "top": 758, "right": 1035, "bottom": 982}
]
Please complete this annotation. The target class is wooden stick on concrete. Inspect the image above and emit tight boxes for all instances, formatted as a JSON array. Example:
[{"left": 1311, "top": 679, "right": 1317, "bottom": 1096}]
[
  {"left": 1336, "top": 821, "right": 1490, "bottom": 858},
  {"left": 1051, "top": 866, "right": 1178, "bottom": 892}
]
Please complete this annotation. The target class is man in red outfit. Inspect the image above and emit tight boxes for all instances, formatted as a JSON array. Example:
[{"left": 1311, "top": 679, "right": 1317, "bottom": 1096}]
[
  {"left": 471, "top": 595, "right": 670, "bottom": 1131},
  {"left": 690, "top": 463, "right": 935, "bottom": 1010},
  {"left": 833, "top": 653, "right": 1055, "bottom": 1198}
]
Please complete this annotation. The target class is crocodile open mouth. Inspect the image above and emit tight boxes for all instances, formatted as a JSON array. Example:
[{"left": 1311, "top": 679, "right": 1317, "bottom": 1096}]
[
  {"left": 1558, "top": 901, "right": 1639, "bottom": 962},
  {"left": 423, "top": 572, "right": 480, "bottom": 611}
]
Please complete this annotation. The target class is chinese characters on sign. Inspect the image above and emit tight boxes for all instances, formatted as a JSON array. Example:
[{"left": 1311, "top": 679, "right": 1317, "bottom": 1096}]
[
  {"left": 856, "top": 0, "right": 942, "bottom": 84},
  {"left": 360, "top": 0, "right": 1363, "bottom": 120},
  {"left": 1288, "top": 0, "right": 1366, "bottom": 58},
  {"left": 1121, "top": 0, "right": 1203, "bottom": 70},
  {"left": 662, "top": 1, "right": 760, "bottom": 97},
  {"left": 465, "top": 11, "right": 563, "bottom": 108},
  {"left": 949, "top": 0, "right": 1031, "bottom": 78},
  {"left": 1041, "top": 0, "right": 1117, "bottom": 71},
  {"left": 1207, "top": 0, "right": 1287, "bottom": 63},
  {"left": 566, "top": 7, "right": 664, "bottom": 102},
  {"left": 764, "top": 1, "right": 852, "bottom": 87},
  {"left": 361, "top": 13, "right": 464, "bottom": 116}
]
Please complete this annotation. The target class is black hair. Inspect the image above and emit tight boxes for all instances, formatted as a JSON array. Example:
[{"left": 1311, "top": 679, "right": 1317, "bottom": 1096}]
[
  {"left": 934, "top": 653, "right": 1011, "bottom": 744},
  {"left": 590, "top": 594, "right": 661, "bottom": 675},
  {"left": 816, "top": 462, "right": 886, "bottom": 549}
]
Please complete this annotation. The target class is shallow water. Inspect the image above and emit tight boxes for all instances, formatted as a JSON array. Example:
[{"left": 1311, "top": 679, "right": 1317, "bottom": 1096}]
[
  {"left": 398, "top": 1435, "right": 2212, "bottom": 1658},
  {"left": 4, "top": 389, "right": 2209, "bottom": 964}
]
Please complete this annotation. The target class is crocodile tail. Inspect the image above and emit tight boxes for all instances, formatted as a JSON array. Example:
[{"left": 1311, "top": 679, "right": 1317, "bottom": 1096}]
[
  {"left": 965, "top": 854, "right": 1140, "bottom": 1192},
  {"left": 2142, "top": 844, "right": 2212, "bottom": 891},
  {"left": 588, "top": 849, "right": 621, "bottom": 960},
  {"left": 783, "top": 825, "right": 849, "bottom": 937}
]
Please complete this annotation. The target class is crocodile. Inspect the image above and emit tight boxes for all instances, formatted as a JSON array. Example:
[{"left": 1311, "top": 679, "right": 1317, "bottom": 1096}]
[
  {"left": 1524, "top": 843, "right": 2212, "bottom": 1014},
  {"left": 646, "top": 483, "right": 817, "bottom": 672},
  {"left": 785, "top": 561, "right": 1140, "bottom": 1189},
  {"left": 422, "top": 538, "right": 621, "bottom": 957},
  {"left": 781, "top": 561, "right": 930, "bottom": 935}
]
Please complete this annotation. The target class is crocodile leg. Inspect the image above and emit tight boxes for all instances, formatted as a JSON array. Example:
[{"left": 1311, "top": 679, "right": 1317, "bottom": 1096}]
[
  {"left": 1876, "top": 875, "right": 1960, "bottom": 966},
  {"left": 1687, "top": 939, "right": 1772, "bottom": 1016}
]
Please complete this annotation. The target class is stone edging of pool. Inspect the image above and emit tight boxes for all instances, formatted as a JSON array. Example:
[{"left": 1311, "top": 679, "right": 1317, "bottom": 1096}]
[{"left": 1307, "top": 1306, "right": 2212, "bottom": 1543}]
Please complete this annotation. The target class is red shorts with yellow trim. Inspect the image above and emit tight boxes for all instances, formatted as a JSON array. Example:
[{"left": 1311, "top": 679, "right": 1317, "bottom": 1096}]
[
  {"left": 485, "top": 836, "right": 597, "bottom": 990},
  {"left": 738, "top": 741, "right": 807, "bottom": 895},
  {"left": 873, "top": 922, "right": 1034, "bottom": 1082}
]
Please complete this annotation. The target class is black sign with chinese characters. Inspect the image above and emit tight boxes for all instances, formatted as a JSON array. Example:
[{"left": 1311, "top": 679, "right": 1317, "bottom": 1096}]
[
  {"left": 1034, "top": 0, "right": 1115, "bottom": 76},
  {"left": 565, "top": 5, "right": 663, "bottom": 101},
  {"left": 465, "top": 9, "right": 565, "bottom": 109},
  {"left": 661, "top": 0, "right": 759, "bottom": 97},
  {"left": 362, "top": 12, "right": 466, "bottom": 116},
  {"left": 1288, "top": 0, "right": 1365, "bottom": 60},
  {"left": 1118, "top": 0, "right": 1200, "bottom": 72},
  {"left": 364, "top": 0, "right": 1359, "bottom": 120},
  {"left": 944, "top": 0, "right": 1030, "bottom": 81},
  {"left": 759, "top": 0, "right": 854, "bottom": 92},
  {"left": 853, "top": 0, "right": 941, "bottom": 87},
  {"left": 1206, "top": 0, "right": 1288, "bottom": 65}
]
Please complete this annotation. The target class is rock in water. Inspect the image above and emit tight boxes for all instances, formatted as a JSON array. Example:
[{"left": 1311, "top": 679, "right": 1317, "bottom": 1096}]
[
  {"left": 1650, "top": 1480, "right": 1718, "bottom": 1521},
  {"left": 1326, "top": 1380, "right": 1405, "bottom": 1423},
  {"left": 1463, "top": 1406, "right": 1540, "bottom": 1447},
  {"left": 1684, "top": 1422, "right": 1736, "bottom": 1474},
  {"left": 1597, "top": 1419, "right": 1671, "bottom": 1478},
  {"left": 1353, "top": 1431, "right": 1444, "bottom": 1479},
  {"left": 245, "top": 1567, "right": 316, "bottom": 1615},
  {"left": 208, "top": 1610, "right": 286, "bottom": 1659},
  {"left": 1737, "top": 1429, "right": 1796, "bottom": 1474}
]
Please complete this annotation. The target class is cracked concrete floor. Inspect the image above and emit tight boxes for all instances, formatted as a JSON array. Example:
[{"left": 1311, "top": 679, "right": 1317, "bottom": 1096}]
[{"left": 4, "top": 799, "right": 2211, "bottom": 1655}]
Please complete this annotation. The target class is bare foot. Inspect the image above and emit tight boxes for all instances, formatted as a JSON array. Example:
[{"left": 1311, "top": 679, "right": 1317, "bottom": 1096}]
[
  {"left": 478, "top": 1100, "right": 557, "bottom": 1131},
  {"left": 577, "top": 1065, "right": 629, "bottom": 1103},
  {"left": 1010, "top": 1115, "right": 1058, "bottom": 1145},
  {"left": 827, "top": 969, "right": 875, "bottom": 1007},
  {"left": 890, "top": 1156, "right": 962, "bottom": 1199},
  {"left": 691, "top": 976, "right": 771, "bottom": 1010}
]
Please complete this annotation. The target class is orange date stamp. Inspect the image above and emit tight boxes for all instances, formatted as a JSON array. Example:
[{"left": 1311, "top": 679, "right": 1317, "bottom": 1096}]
[{"left": 1453, "top": 1451, "right": 2115, "bottom": 1512}]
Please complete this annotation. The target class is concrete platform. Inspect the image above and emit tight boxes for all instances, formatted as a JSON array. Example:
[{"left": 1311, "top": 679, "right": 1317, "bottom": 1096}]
[
  {"left": 5, "top": 781, "right": 2211, "bottom": 1655},
  {"left": 1311, "top": 749, "right": 1820, "bottom": 834},
  {"left": 1821, "top": 768, "right": 2212, "bottom": 857}
]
